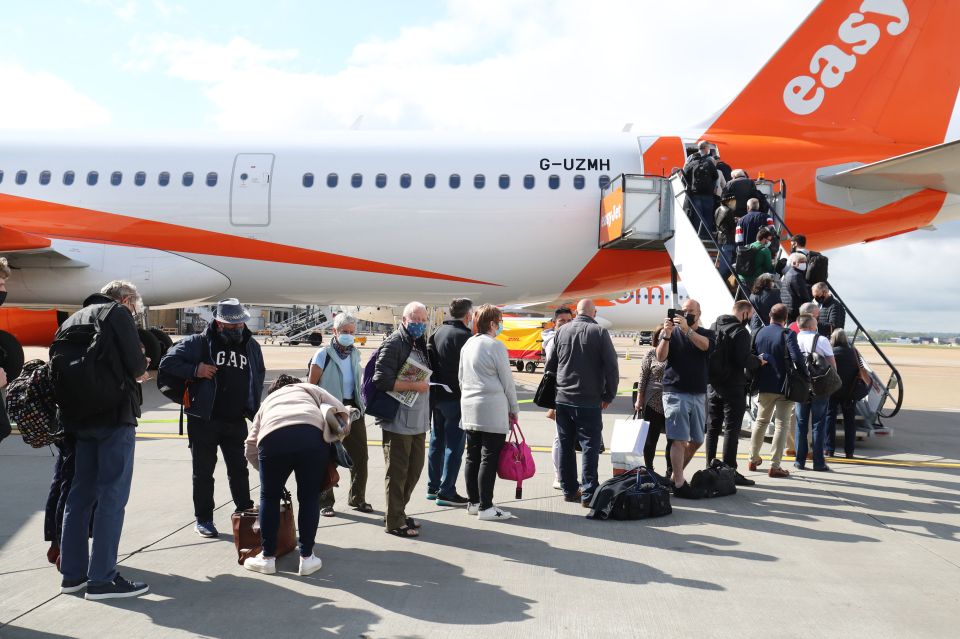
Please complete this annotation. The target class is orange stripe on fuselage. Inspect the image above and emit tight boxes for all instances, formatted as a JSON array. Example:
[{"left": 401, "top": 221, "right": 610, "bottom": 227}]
[{"left": 0, "top": 193, "right": 499, "bottom": 286}]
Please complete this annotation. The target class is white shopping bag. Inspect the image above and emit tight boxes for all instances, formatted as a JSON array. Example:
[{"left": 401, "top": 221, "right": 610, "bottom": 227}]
[{"left": 610, "top": 417, "right": 650, "bottom": 456}]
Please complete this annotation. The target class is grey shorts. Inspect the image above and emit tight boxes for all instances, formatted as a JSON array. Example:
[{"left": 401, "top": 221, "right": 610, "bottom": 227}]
[{"left": 663, "top": 391, "right": 706, "bottom": 443}]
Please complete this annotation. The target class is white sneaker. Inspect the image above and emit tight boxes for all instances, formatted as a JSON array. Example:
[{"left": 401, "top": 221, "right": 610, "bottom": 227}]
[
  {"left": 466, "top": 502, "right": 480, "bottom": 515},
  {"left": 298, "top": 553, "right": 323, "bottom": 576},
  {"left": 243, "top": 553, "right": 276, "bottom": 575},
  {"left": 478, "top": 506, "right": 514, "bottom": 521},
  {"left": 552, "top": 479, "right": 562, "bottom": 490}
]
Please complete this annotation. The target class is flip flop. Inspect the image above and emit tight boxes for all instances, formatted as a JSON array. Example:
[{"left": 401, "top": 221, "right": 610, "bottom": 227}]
[
  {"left": 405, "top": 517, "right": 421, "bottom": 529},
  {"left": 353, "top": 502, "right": 374, "bottom": 513},
  {"left": 320, "top": 507, "right": 336, "bottom": 517},
  {"left": 385, "top": 525, "right": 419, "bottom": 538}
]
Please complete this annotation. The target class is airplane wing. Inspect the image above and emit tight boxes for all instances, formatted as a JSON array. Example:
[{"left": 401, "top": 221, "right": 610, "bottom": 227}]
[
  {"left": 817, "top": 139, "right": 960, "bottom": 193},
  {"left": 0, "top": 227, "right": 88, "bottom": 268}
]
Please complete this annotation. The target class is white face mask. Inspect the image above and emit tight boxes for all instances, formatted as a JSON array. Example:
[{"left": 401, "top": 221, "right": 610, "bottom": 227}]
[{"left": 797, "top": 263, "right": 807, "bottom": 272}]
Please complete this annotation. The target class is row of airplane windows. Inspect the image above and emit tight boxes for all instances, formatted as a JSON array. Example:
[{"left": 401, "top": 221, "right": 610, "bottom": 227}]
[{"left": 0, "top": 169, "right": 613, "bottom": 191}]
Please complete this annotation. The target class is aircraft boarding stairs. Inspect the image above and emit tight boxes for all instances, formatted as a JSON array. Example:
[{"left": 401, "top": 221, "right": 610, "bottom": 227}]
[
  {"left": 599, "top": 173, "right": 903, "bottom": 436},
  {"left": 264, "top": 306, "right": 336, "bottom": 346}
]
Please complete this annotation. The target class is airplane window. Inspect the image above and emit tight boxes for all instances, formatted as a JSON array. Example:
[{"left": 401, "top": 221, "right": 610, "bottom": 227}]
[
  {"left": 599, "top": 175, "right": 610, "bottom": 189},
  {"left": 39, "top": 170, "right": 51, "bottom": 185},
  {"left": 206, "top": 172, "right": 218, "bottom": 187},
  {"left": 134, "top": 171, "right": 146, "bottom": 186},
  {"left": 424, "top": 173, "right": 436, "bottom": 189},
  {"left": 523, "top": 175, "right": 535, "bottom": 189},
  {"left": 327, "top": 173, "right": 338, "bottom": 188},
  {"left": 548, "top": 174, "right": 560, "bottom": 189},
  {"left": 449, "top": 174, "right": 460, "bottom": 189},
  {"left": 351, "top": 173, "right": 362, "bottom": 188},
  {"left": 182, "top": 172, "right": 194, "bottom": 186},
  {"left": 474, "top": 174, "right": 485, "bottom": 189},
  {"left": 302, "top": 173, "right": 314, "bottom": 188},
  {"left": 400, "top": 173, "right": 412, "bottom": 188},
  {"left": 87, "top": 171, "right": 99, "bottom": 186},
  {"left": 15, "top": 170, "right": 27, "bottom": 185},
  {"left": 573, "top": 175, "right": 585, "bottom": 189},
  {"left": 376, "top": 173, "right": 387, "bottom": 188},
  {"left": 111, "top": 171, "right": 122, "bottom": 186},
  {"left": 499, "top": 174, "right": 510, "bottom": 189},
  {"left": 158, "top": 171, "right": 170, "bottom": 186},
  {"left": 63, "top": 170, "right": 74, "bottom": 185}
]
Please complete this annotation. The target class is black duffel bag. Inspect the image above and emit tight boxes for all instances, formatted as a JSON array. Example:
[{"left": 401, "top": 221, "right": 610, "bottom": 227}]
[
  {"left": 587, "top": 467, "right": 672, "bottom": 521},
  {"left": 533, "top": 371, "right": 557, "bottom": 409},
  {"left": 690, "top": 459, "right": 737, "bottom": 498}
]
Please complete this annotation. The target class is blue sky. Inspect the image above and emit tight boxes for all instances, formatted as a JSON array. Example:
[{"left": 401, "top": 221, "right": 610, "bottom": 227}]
[{"left": 0, "top": 0, "right": 956, "bottom": 331}]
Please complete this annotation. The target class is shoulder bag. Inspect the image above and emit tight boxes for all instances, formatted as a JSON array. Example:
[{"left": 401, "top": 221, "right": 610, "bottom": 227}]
[{"left": 780, "top": 329, "right": 812, "bottom": 403}]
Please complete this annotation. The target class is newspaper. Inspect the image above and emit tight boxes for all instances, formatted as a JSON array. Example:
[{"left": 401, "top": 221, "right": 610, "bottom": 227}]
[{"left": 386, "top": 357, "right": 432, "bottom": 408}]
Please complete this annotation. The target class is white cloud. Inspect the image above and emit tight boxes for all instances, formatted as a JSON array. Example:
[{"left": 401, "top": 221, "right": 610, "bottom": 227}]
[{"left": 0, "top": 63, "right": 111, "bottom": 129}]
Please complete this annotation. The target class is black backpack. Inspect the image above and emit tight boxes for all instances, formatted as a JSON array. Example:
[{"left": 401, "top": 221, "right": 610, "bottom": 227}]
[
  {"left": 805, "top": 251, "right": 829, "bottom": 284},
  {"left": 708, "top": 323, "right": 742, "bottom": 386},
  {"left": 735, "top": 245, "right": 758, "bottom": 276},
  {"left": 48, "top": 303, "right": 127, "bottom": 421},
  {"left": 691, "top": 157, "right": 716, "bottom": 194}
]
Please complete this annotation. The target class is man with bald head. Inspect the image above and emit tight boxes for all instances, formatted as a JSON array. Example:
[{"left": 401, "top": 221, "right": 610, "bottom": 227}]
[
  {"left": 545, "top": 298, "right": 620, "bottom": 507},
  {"left": 656, "top": 298, "right": 716, "bottom": 498}
]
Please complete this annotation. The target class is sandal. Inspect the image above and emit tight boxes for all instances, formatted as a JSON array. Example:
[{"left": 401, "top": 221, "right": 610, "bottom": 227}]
[
  {"left": 385, "top": 525, "right": 420, "bottom": 538},
  {"left": 405, "top": 517, "right": 421, "bottom": 529},
  {"left": 320, "top": 507, "right": 336, "bottom": 517},
  {"left": 353, "top": 502, "right": 374, "bottom": 513}
]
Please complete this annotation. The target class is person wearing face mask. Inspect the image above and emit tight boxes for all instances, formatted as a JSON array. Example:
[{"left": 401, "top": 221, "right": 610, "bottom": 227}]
[
  {"left": 309, "top": 313, "right": 370, "bottom": 516},
  {"left": 159, "top": 298, "right": 265, "bottom": 538},
  {"left": 56, "top": 280, "right": 150, "bottom": 600},
  {"left": 705, "top": 301, "right": 766, "bottom": 485},
  {"left": 372, "top": 301, "right": 432, "bottom": 538},
  {"left": 737, "top": 227, "right": 777, "bottom": 294},
  {"left": 812, "top": 282, "right": 845, "bottom": 331},
  {"left": 780, "top": 253, "right": 813, "bottom": 324},
  {"left": 544, "top": 299, "right": 619, "bottom": 508},
  {"left": 656, "top": 298, "right": 716, "bottom": 498},
  {"left": 425, "top": 298, "right": 474, "bottom": 507}
]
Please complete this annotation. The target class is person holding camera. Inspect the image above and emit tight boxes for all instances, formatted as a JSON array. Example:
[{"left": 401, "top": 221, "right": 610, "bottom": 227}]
[{"left": 656, "top": 299, "right": 715, "bottom": 498}]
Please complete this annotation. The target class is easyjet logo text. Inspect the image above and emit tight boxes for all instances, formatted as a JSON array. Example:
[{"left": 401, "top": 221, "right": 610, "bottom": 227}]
[
  {"left": 783, "top": 0, "right": 909, "bottom": 116},
  {"left": 600, "top": 204, "right": 621, "bottom": 229}
]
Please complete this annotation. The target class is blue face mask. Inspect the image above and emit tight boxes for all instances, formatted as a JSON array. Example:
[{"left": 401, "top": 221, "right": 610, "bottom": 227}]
[
  {"left": 406, "top": 322, "right": 427, "bottom": 338},
  {"left": 336, "top": 333, "right": 355, "bottom": 348},
  {"left": 495, "top": 322, "right": 504, "bottom": 337}
]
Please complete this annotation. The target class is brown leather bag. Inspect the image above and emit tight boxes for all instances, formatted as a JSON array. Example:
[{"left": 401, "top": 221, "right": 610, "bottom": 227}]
[{"left": 232, "top": 489, "right": 298, "bottom": 565}]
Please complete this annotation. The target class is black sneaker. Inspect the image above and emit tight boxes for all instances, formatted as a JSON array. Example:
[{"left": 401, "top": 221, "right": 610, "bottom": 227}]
[
  {"left": 734, "top": 472, "right": 756, "bottom": 487},
  {"left": 85, "top": 574, "right": 149, "bottom": 600},
  {"left": 61, "top": 576, "right": 88, "bottom": 594},
  {"left": 435, "top": 493, "right": 469, "bottom": 507},
  {"left": 673, "top": 482, "right": 701, "bottom": 499}
]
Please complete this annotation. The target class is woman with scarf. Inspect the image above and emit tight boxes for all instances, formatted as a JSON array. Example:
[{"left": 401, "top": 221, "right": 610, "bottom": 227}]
[{"left": 309, "top": 313, "right": 371, "bottom": 516}]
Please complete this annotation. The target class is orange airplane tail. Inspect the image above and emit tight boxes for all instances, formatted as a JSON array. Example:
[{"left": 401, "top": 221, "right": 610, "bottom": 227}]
[{"left": 710, "top": 0, "right": 960, "bottom": 147}]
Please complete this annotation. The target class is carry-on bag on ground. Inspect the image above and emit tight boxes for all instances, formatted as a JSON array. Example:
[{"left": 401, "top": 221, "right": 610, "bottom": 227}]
[{"left": 232, "top": 489, "right": 297, "bottom": 565}]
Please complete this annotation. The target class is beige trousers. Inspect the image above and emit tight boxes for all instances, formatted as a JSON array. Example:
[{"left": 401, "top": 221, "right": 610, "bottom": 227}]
[{"left": 749, "top": 392, "right": 796, "bottom": 469}]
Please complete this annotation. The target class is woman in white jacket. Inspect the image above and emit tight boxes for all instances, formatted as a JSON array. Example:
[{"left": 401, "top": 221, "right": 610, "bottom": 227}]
[{"left": 458, "top": 305, "right": 521, "bottom": 521}]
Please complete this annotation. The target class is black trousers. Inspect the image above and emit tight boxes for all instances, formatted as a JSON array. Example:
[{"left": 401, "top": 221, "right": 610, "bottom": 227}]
[
  {"left": 705, "top": 385, "right": 748, "bottom": 468},
  {"left": 641, "top": 405, "right": 672, "bottom": 476},
  {"left": 464, "top": 431, "right": 506, "bottom": 510},
  {"left": 187, "top": 416, "right": 254, "bottom": 521}
]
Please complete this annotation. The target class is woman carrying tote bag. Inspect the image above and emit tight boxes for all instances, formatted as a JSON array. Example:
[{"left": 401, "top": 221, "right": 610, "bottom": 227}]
[{"left": 458, "top": 305, "right": 521, "bottom": 522}]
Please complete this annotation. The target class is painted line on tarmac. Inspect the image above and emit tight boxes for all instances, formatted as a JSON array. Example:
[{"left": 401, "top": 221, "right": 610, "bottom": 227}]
[{"left": 120, "top": 431, "right": 960, "bottom": 469}]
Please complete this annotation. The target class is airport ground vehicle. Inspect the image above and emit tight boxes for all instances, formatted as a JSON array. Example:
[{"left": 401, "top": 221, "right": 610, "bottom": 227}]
[{"left": 498, "top": 317, "right": 547, "bottom": 373}]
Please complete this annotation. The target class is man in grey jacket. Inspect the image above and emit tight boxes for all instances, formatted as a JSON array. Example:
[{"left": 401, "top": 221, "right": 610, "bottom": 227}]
[{"left": 544, "top": 299, "right": 619, "bottom": 507}]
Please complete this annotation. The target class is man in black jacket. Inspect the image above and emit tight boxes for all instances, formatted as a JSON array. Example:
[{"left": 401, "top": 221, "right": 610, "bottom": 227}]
[
  {"left": 426, "top": 298, "right": 473, "bottom": 506},
  {"left": 812, "top": 283, "right": 845, "bottom": 330},
  {"left": 57, "top": 280, "right": 150, "bottom": 600},
  {"left": 705, "top": 301, "right": 766, "bottom": 486},
  {"left": 159, "top": 299, "right": 264, "bottom": 538},
  {"left": 544, "top": 299, "right": 619, "bottom": 507},
  {"left": 722, "top": 169, "right": 769, "bottom": 215},
  {"left": 781, "top": 253, "right": 812, "bottom": 323}
]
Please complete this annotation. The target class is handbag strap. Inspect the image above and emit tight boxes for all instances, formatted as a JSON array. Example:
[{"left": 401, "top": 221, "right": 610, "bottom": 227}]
[{"left": 509, "top": 423, "right": 526, "bottom": 444}]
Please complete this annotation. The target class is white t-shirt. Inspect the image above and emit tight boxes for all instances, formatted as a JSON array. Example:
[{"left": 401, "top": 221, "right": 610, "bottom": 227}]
[
  {"left": 311, "top": 348, "right": 355, "bottom": 399},
  {"left": 797, "top": 331, "right": 834, "bottom": 358}
]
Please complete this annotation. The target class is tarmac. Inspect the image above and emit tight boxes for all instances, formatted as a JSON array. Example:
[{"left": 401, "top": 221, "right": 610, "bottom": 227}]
[{"left": 1, "top": 338, "right": 958, "bottom": 638}]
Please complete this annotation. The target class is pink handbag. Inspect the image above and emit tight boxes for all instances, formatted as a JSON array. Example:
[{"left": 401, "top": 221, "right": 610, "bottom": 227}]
[{"left": 497, "top": 424, "right": 536, "bottom": 499}]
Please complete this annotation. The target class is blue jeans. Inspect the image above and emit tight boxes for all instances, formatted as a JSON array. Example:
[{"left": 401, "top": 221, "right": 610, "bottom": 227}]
[
  {"left": 556, "top": 404, "right": 603, "bottom": 502},
  {"left": 258, "top": 424, "right": 329, "bottom": 557},
  {"left": 690, "top": 194, "right": 716, "bottom": 235},
  {"left": 60, "top": 425, "right": 135, "bottom": 586},
  {"left": 427, "top": 399, "right": 465, "bottom": 497},
  {"left": 795, "top": 398, "right": 828, "bottom": 468},
  {"left": 717, "top": 243, "right": 736, "bottom": 280}
]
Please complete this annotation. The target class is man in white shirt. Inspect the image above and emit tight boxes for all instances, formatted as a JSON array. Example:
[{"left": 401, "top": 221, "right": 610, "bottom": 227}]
[{"left": 794, "top": 313, "right": 837, "bottom": 472}]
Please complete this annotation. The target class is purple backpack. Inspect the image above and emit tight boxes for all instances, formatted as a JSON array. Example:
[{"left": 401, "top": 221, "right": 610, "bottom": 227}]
[{"left": 361, "top": 347, "right": 399, "bottom": 420}]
